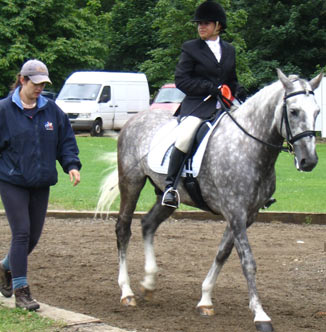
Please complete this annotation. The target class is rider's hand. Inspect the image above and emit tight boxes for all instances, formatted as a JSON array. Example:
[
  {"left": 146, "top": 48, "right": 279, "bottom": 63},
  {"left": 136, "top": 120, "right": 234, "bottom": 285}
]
[
  {"left": 235, "top": 86, "right": 247, "bottom": 102},
  {"left": 208, "top": 84, "right": 221, "bottom": 98}
]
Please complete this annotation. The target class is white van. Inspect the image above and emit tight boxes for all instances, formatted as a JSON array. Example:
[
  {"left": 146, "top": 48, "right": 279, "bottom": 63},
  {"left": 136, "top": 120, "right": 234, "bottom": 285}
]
[{"left": 56, "top": 71, "right": 150, "bottom": 136}]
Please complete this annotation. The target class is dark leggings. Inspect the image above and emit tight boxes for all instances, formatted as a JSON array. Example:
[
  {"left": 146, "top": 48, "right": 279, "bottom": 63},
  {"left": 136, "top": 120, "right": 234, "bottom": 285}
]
[{"left": 0, "top": 181, "right": 49, "bottom": 278}]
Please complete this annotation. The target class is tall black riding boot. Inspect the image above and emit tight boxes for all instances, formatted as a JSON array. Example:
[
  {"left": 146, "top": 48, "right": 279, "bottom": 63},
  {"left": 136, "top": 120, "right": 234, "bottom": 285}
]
[{"left": 162, "top": 147, "right": 186, "bottom": 208}]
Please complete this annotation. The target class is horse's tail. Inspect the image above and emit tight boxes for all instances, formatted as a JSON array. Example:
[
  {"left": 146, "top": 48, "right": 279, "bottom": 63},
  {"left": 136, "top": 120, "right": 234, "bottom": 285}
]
[{"left": 96, "top": 152, "right": 120, "bottom": 216}]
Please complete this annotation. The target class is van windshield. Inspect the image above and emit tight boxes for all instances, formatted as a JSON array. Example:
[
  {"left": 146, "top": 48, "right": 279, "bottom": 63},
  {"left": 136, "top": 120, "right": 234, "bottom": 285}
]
[{"left": 57, "top": 83, "right": 101, "bottom": 101}]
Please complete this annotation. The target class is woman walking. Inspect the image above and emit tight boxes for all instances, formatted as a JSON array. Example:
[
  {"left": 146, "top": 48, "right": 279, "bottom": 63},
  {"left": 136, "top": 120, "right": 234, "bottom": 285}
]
[{"left": 0, "top": 59, "right": 81, "bottom": 310}]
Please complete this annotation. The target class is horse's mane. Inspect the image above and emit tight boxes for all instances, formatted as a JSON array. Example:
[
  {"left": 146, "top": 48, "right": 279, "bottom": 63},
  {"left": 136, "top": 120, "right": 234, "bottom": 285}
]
[
  {"left": 237, "top": 74, "right": 310, "bottom": 116},
  {"left": 236, "top": 80, "right": 281, "bottom": 116}
]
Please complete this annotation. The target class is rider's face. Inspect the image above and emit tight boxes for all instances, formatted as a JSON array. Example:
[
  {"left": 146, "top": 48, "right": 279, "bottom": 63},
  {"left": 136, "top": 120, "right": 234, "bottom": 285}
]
[{"left": 197, "top": 21, "right": 220, "bottom": 41}]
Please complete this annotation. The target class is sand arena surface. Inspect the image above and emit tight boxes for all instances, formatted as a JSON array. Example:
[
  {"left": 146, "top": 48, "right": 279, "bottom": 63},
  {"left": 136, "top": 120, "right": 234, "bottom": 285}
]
[{"left": 1, "top": 216, "right": 325, "bottom": 331}]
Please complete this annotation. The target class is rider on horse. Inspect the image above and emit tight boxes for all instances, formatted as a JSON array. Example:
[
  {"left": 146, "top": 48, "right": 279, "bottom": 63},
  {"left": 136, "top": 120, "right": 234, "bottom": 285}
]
[{"left": 162, "top": 0, "right": 247, "bottom": 208}]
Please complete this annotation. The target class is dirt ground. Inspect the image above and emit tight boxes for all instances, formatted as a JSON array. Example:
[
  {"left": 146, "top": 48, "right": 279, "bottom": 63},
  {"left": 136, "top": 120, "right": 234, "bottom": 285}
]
[{"left": 0, "top": 215, "right": 326, "bottom": 332}]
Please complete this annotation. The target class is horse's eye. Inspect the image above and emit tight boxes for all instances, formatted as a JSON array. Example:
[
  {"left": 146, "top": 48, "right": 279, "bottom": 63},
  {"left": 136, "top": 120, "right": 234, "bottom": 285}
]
[{"left": 290, "top": 109, "right": 298, "bottom": 116}]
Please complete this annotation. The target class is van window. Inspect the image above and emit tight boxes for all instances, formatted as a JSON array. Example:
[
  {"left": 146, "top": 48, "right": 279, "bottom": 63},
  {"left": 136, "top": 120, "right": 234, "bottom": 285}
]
[
  {"left": 99, "top": 86, "right": 111, "bottom": 103},
  {"left": 57, "top": 83, "right": 101, "bottom": 101}
]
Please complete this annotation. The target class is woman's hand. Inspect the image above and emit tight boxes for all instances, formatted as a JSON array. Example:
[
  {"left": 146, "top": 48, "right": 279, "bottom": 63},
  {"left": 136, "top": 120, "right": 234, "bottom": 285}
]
[{"left": 69, "top": 169, "right": 80, "bottom": 186}]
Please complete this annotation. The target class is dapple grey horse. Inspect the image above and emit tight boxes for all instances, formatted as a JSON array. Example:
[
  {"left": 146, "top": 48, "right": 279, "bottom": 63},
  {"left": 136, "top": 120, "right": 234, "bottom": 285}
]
[{"left": 97, "top": 69, "right": 323, "bottom": 332}]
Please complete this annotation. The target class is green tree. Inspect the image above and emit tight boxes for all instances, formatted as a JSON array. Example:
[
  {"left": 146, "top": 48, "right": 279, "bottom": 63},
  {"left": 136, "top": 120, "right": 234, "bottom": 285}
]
[
  {"left": 139, "top": 0, "right": 198, "bottom": 91},
  {"left": 99, "top": 0, "right": 115, "bottom": 12},
  {"left": 0, "top": 0, "right": 109, "bottom": 96},
  {"left": 233, "top": 0, "right": 326, "bottom": 91},
  {"left": 76, "top": 0, "right": 115, "bottom": 12},
  {"left": 105, "top": 0, "right": 159, "bottom": 72}
]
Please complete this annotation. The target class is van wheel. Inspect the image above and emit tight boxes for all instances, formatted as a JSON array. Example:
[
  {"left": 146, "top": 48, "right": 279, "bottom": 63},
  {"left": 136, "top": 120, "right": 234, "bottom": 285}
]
[{"left": 91, "top": 120, "right": 103, "bottom": 136}]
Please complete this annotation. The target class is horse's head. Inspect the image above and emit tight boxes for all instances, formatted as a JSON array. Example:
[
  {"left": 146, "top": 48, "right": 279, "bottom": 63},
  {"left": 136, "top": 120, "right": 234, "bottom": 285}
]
[{"left": 277, "top": 68, "right": 323, "bottom": 171}]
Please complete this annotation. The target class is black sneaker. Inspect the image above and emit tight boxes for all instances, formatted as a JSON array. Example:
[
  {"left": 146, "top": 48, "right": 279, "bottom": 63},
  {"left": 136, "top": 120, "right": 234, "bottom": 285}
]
[
  {"left": 14, "top": 286, "right": 40, "bottom": 311},
  {"left": 0, "top": 263, "right": 13, "bottom": 298}
]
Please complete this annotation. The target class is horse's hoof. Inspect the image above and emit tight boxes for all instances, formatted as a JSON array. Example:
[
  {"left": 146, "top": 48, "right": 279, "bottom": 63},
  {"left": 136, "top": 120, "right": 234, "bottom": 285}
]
[
  {"left": 255, "top": 321, "right": 274, "bottom": 332},
  {"left": 121, "top": 296, "right": 137, "bottom": 307},
  {"left": 140, "top": 286, "right": 154, "bottom": 301},
  {"left": 197, "top": 305, "right": 215, "bottom": 316}
]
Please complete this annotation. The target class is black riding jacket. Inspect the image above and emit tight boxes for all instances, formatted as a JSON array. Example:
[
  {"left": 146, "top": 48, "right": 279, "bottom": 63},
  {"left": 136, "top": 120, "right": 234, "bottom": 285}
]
[{"left": 175, "top": 38, "right": 242, "bottom": 118}]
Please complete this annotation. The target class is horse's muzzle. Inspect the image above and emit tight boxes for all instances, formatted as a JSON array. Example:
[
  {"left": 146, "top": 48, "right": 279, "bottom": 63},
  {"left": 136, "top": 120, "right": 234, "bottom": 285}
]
[{"left": 294, "top": 154, "right": 318, "bottom": 172}]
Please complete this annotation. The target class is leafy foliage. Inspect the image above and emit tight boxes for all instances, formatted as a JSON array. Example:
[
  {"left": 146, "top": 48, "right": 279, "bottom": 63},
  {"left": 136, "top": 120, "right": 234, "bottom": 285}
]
[
  {"left": 0, "top": 0, "right": 109, "bottom": 96},
  {"left": 233, "top": 0, "right": 326, "bottom": 92},
  {"left": 0, "top": 0, "right": 324, "bottom": 96},
  {"left": 140, "top": 0, "right": 199, "bottom": 91},
  {"left": 105, "top": 0, "right": 159, "bottom": 73}
]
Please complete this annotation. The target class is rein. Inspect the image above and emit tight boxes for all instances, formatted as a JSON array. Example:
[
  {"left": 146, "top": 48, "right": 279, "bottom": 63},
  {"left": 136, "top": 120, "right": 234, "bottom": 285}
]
[{"left": 218, "top": 90, "right": 316, "bottom": 153}]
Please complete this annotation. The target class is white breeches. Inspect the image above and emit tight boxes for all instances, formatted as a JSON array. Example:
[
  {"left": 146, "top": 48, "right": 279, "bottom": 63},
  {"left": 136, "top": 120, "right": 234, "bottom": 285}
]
[{"left": 174, "top": 116, "right": 203, "bottom": 153}]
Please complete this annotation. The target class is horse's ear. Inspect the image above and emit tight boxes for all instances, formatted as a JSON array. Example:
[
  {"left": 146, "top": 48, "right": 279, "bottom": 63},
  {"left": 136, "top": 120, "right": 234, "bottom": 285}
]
[
  {"left": 276, "top": 68, "right": 293, "bottom": 90},
  {"left": 309, "top": 72, "right": 323, "bottom": 91}
]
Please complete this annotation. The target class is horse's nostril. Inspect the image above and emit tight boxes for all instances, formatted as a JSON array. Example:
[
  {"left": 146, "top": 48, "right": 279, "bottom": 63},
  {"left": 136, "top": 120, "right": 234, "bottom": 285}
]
[{"left": 297, "top": 158, "right": 317, "bottom": 172}]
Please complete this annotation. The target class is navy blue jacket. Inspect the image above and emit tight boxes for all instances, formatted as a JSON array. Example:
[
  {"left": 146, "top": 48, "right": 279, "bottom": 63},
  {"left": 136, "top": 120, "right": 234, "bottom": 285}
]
[{"left": 0, "top": 88, "right": 81, "bottom": 188}]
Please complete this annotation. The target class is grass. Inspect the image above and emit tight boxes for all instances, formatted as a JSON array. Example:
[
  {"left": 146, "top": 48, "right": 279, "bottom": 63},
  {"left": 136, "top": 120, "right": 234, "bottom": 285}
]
[
  {"left": 272, "top": 143, "right": 326, "bottom": 212},
  {"left": 47, "top": 136, "right": 117, "bottom": 211},
  {"left": 0, "top": 137, "right": 325, "bottom": 213},
  {"left": 0, "top": 305, "right": 62, "bottom": 332}
]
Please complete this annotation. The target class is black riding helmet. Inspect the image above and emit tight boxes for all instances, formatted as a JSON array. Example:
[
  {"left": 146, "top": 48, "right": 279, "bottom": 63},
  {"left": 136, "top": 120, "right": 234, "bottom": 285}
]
[{"left": 192, "top": 0, "right": 227, "bottom": 31}]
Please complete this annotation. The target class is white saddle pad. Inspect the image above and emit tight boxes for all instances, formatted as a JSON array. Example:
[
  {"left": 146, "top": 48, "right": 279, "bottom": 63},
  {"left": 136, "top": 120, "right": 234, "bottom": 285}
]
[{"left": 147, "top": 114, "right": 225, "bottom": 178}]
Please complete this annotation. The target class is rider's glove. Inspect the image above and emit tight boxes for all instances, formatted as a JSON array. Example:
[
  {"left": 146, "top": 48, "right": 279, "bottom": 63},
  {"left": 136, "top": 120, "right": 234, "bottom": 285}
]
[{"left": 234, "top": 86, "right": 247, "bottom": 102}]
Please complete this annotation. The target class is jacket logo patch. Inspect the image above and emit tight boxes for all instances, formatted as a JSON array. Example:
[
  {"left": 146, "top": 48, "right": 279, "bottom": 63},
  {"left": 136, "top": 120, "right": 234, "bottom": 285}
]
[{"left": 44, "top": 121, "right": 54, "bottom": 130}]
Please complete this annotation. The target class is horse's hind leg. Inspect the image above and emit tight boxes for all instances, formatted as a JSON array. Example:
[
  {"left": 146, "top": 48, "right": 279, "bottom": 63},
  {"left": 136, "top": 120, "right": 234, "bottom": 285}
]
[
  {"left": 116, "top": 176, "right": 146, "bottom": 307},
  {"left": 197, "top": 224, "right": 235, "bottom": 315},
  {"left": 140, "top": 194, "right": 175, "bottom": 300}
]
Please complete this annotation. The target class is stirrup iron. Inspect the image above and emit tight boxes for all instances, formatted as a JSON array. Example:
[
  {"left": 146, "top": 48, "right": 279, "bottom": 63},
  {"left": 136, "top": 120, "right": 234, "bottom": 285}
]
[{"left": 162, "top": 187, "right": 180, "bottom": 208}]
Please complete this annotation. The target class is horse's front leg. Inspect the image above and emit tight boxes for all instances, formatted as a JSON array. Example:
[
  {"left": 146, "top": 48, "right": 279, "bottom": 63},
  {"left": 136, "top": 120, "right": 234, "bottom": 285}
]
[
  {"left": 197, "top": 224, "right": 234, "bottom": 315},
  {"left": 232, "top": 221, "right": 274, "bottom": 332},
  {"left": 140, "top": 198, "right": 175, "bottom": 301}
]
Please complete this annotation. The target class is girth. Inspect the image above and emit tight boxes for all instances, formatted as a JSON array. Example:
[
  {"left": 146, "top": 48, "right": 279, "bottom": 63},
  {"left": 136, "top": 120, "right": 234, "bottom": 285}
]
[{"left": 182, "top": 113, "right": 223, "bottom": 212}]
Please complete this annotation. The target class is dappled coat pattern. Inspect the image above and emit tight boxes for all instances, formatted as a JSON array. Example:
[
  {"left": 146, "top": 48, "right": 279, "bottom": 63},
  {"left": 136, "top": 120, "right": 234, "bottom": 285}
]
[{"left": 97, "top": 69, "right": 323, "bottom": 332}]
